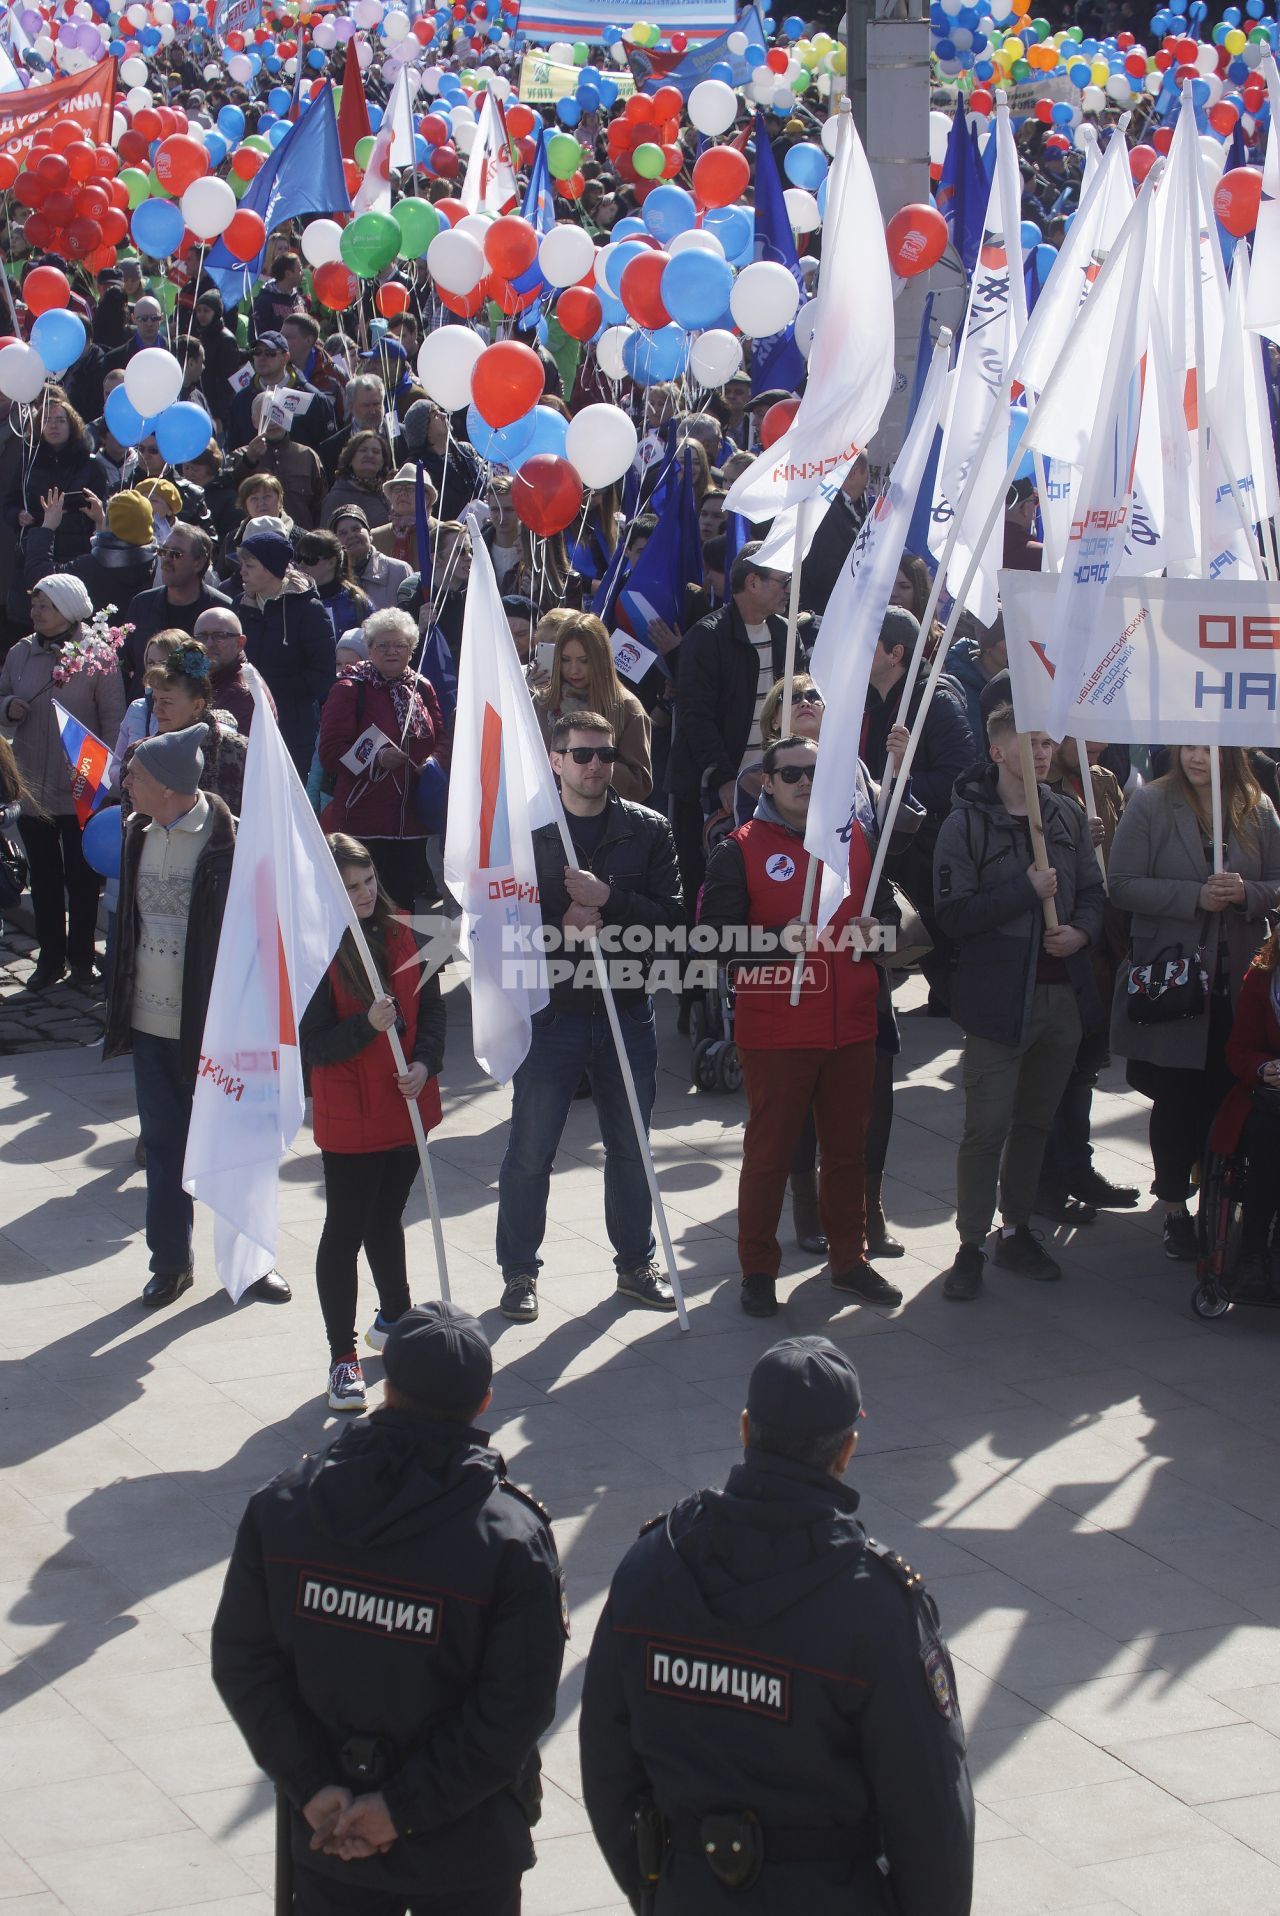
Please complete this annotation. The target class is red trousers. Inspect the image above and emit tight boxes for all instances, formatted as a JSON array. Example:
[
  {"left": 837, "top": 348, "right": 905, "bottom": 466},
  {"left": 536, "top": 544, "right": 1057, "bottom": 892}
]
[{"left": 737, "top": 1042, "right": 876, "bottom": 1278}]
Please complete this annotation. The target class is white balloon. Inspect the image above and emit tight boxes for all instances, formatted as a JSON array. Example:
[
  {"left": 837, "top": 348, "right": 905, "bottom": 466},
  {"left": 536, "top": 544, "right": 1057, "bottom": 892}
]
[
  {"left": 771, "top": 85, "right": 795, "bottom": 112},
  {"left": 427, "top": 227, "right": 486, "bottom": 294},
  {"left": 928, "top": 107, "right": 951, "bottom": 168},
  {"left": 113, "top": 108, "right": 129, "bottom": 141},
  {"left": 153, "top": 1, "right": 172, "bottom": 20},
  {"left": 488, "top": 73, "right": 511, "bottom": 100},
  {"left": 417, "top": 326, "right": 485, "bottom": 410},
  {"left": 124, "top": 348, "right": 183, "bottom": 417},
  {"left": 1105, "top": 72, "right": 1130, "bottom": 101},
  {"left": 610, "top": 40, "right": 628, "bottom": 64},
  {"left": 822, "top": 112, "right": 841, "bottom": 156},
  {"left": 1196, "top": 41, "right": 1217, "bottom": 73},
  {"left": 383, "top": 9, "right": 410, "bottom": 38},
  {"left": 355, "top": 0, "right": 383, "bottom": 24},
  {"left": 159, "top": 25, "right": 174, "bottom": 44},
  {"left": 227, "top": 53, "right": 252, "bottom": 81},
  {"left": 593, "top": 240, "right": 618, "bottom": 292},
  {"left": 356, "top": 38, "right": 374, "bottom": 68},
  {"left": 301, "top": 217, "right": 344, "bottom": 267},
  {"left": 0, "top": 343, "right": 47, "bottom": 405},
  {"left": 730, "top": 260, "right": 800, "bottom": 338},
  {"left": 125, "top": 84, "right": 152, "bottom": 109},
  {"left": 688, "top": 78, "right": 737, "bottom": 137},
  {"left": 449, "top": 102, "right": 475, "bottom": 131},
  {"left": 688, "top": 327, "right": 744, "bottom": 388},
  {"left": 784, "top": 186, "right": 821, "bottom": 233},
  {"left": 548, "top": 38, "right": 574, "bottom": 65},
  {"left": 668, "top": 227, "right": 725, "bottom": 259},
  {"left": 126, "top": 3, "right": 145, "bottom": 23},
  {"left": 1199, "top": 135, "right": 1228, "bottom": 177},
  {"left": 180, "top": 175, "right": 236, "bottom": 239},
  {"left": 596, "top": 324, "right": 631, "bottom": 382},
  {"left": 795, "top": 301, "right": 817, "bottom": 359},
  {"left": 1081, "top": 82, "right": 1105, "bottom": 112},
  {"left": 727, "top": 29, "right": 747, "bottom": 52},
  {"left": 313, "top": 18, "right": 336, "bottom": 46},
  {"left": 540, "top": 220, "right": 595, "bottom": 287},
  {"left": 456, "top": 214, "right": 491, "bottom": 244},
  {"left": 454, "top": 120, "right": 477, "bottom": 154},
  {"left": 120, "top": 56, "right": 148, "bottom": 85},
  {"left": 565, "top": 403, "right": 638, "bottom": 488}
]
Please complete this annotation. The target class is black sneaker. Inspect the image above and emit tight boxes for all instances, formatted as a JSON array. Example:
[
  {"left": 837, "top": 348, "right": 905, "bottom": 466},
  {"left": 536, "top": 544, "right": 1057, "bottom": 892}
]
[
  {"left": 740, "top": 1273, "right": 778, "bottom": 1316},
  {"left": 1034, "top": 1189, "right": 1097, "bottom": 1226},
  {"left": 1162, "top": 1211, "right": 1198, "bottom": 1262},
  {"left": 500, "top": 1275, "right": 539, "bottom": 1321},
  {"left": 831, "top": 1263, "right": 903, "bottom": 1306},
  {"left": 1070, "top": 1168, "right": 1140, "bottom": 1208},
  {"left": 943, "top": 1245, "right": 985, "bottom": 1300},
  {"left": 616, "top": 1260, "right": 677, "bottom": 1311},
  {"left": 993, "top": 1226, "right": 1062, "bottom": 1282}
]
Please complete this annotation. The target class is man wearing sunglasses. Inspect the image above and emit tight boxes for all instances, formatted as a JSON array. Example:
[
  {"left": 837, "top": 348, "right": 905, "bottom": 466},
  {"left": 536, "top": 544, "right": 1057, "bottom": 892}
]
[
  {"left": 228, "top": 330, "right": 336, "bottom": 457},
  {"left": 699, "top": 735, "right": 903, "bottom": 1319},
  {"left": 495, "top": 713, "right": 684, "bottom": 1324}
]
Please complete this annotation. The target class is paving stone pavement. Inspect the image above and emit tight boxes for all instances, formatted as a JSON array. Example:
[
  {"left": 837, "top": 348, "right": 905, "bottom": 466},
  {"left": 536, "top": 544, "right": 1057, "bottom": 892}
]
[{"left": 3, "top": 968, "right": 1280, "bottom": 1915}]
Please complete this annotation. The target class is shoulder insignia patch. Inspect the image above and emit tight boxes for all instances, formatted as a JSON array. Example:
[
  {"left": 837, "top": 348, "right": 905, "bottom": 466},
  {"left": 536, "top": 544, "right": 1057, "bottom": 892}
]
[
  {"left": 637, "top": 1512, "right": 668, "bottom": 1538},
  {"left": 924, "top": 1644, "right": 955, "bottom": 1720},
  {"left": 500, "top": 1480, "right": 553, "bottom": 1528},
  {"left": 866, "top": 1538, "right": 925, "bottom": 1592}
]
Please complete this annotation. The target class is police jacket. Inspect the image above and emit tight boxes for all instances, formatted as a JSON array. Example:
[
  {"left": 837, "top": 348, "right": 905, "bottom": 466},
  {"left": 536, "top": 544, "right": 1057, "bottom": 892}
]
[
  {"left": 210, "top": 1408, "right": 567, "bottom": 1897},
  {"left": 532, "top": 790, "right": 683, "bottom": 1013},
  {"left": 579, "top": 1449, "right": 974, "bottom": 1916}
]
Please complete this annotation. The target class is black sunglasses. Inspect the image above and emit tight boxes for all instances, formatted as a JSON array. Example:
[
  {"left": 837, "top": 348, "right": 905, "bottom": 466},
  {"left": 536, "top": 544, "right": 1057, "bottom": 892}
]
[
  {"left": 794, "top": 688, "right": 823, "bottom": 706},
  {"left": 565, "top": 745, "right": 619, "bottom": 764},
  {"left": 774, "top": 764, "right": 816, "bottom": 784}
]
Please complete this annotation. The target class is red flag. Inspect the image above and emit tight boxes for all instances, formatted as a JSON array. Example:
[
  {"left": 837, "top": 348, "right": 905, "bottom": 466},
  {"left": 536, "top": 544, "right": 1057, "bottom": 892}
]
[
  {"left": 336, "top": 36, "right": 371, "bottom": 161},
  {"left": 0, "top": 56, "right": 115, "bottom": 167}
]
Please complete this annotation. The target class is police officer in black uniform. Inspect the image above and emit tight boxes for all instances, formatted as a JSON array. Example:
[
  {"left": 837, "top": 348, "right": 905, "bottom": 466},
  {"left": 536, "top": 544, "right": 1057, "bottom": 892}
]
[
  {"left": 211, "top": 1302, "right": 568, "bottom": 1916},
  {"left": 578, "top": 1336, "right": 974, "bottom": 1915}
]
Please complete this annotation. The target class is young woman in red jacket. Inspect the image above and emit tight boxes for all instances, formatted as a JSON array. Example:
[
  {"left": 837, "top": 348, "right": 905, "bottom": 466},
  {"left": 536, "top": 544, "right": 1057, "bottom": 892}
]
[
  {"left": 300, "top": 834, "right": 445, "bottom": 1411},
  {"left": 1209, "top": 929, "right": 1280, "bottom": 1301}
]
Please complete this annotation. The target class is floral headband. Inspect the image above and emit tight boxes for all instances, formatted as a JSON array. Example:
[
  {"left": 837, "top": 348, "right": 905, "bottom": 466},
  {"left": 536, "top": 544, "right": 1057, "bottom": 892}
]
[{"left": 168, "top": 643, "right": 211, "bottom": 684}]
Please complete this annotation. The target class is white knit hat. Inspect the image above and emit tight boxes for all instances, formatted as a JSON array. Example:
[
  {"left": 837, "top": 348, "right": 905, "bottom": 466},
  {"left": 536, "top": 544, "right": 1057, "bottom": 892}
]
[{"left": 35, "top": 574, "right": 94, "bottom": 627}]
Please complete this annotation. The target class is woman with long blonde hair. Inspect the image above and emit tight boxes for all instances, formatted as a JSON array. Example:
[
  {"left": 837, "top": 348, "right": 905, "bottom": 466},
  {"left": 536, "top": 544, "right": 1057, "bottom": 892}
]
[{"left": 536, "top": 611, "right": 652, "bottom": 802}]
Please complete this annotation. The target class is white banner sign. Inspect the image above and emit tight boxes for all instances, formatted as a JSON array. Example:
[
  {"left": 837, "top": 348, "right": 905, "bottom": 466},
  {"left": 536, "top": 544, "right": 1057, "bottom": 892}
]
[{"left": 1002, "top": 570, "right": 1280, "bottom": 746}]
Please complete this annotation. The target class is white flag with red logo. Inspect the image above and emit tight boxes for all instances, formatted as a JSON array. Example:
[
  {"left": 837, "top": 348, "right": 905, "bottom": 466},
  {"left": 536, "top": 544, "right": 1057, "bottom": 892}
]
[
  {"left": 460, "top": 87, "right": 519, "bottom": 217},
  {"left": 183, "top": 678, "right": 354, "bottom": 1302}
]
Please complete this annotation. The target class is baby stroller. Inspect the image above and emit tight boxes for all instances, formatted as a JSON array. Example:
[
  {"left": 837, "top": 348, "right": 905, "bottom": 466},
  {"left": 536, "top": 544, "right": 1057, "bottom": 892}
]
[
  {"left": 689, "top": 801, "right": 741, "bottom": 1095},
  {"left": 1190, "top": 1121, "right": 1280, "bottom": 1320}
]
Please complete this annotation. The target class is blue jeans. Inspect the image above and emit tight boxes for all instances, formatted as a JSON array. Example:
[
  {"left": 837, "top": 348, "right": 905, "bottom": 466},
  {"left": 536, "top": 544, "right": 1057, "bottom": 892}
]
[
  {"left": 132, "top": 1030, "right": 194, "bottom": 1276},
  {"left": 496, "top": 1000, "right": 658, "bottom": 1280}
]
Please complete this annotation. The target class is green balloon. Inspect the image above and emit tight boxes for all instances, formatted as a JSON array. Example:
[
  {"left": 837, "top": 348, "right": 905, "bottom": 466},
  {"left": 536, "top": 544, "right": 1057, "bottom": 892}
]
[
  {"left": 355, "top": 134, "right": 377, "bottom": 169},
  {"left": 1030, "top": 17, "right": 1050, "bottom": 39},
  {"left": 1011, "top": 58, "right": 1031, "bottom": 80},
  {"left": 149, "top": 169, "right": 173, "bottom": 199},
  {"left": 243, "top": 134, "right": 272, "bottom": 155},
  {"left": 155, "top": 280, "right": 179, "bottom": 315},
  {"left": 120, "top": 167, "right": 150, "bottom": 209},
  {"left": 340, "top": 209, "right": 403, "bottom": 278},
  {"left": 573, "top": 39, "right": 589, "bottom": 62},
  {"left": 393, "top": 197, "right": 441, "bottom": 258},
  {"left": 546, "top": 132, "right": 582, "bottom": 181},
  {"left": 633, "top": 141, "right": 665, "bottom": 179}
]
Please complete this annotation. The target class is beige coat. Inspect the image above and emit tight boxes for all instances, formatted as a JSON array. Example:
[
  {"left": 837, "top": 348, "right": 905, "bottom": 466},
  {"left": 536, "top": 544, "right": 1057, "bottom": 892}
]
[
  {"left": 0, "top": 634, "right": 126, "bottom": 818},
  {"left": 536, "top": 686, "right": 653, "bottom": 804},
  {"left": 1108, "top": 781, "right": 1280, "bottom": 1068}
]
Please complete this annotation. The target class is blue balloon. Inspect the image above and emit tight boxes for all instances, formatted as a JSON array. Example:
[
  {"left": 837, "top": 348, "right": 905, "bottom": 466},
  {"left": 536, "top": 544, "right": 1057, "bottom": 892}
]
[
  {"left": 660, "top": 249, "right": 734, "bottom": 330},
  {"left": 611, "top": 216, "right": 647, "bottom": 244},
  {"left": 30, "top": 309, "right": 85, "bottom": 375},
  {"left": 601, "top": 21, "right": 621, "bottom": 41},
  {"left": 597, "top": 285, "right": 628, "bottom": 328},
  {"left": 1007, "top": 402, "right": 1034, "bottom": 482},
  {"left": 368, "top": 103, "right": 384, "bottom": 131},
  {"left": 519, "top": 404, "right": 569, "bottom": 465},
  {"left": 154, "top": 402, "right": 214, "bottom": 466},
  {"left": 264, "top": 54, "right": 282, "bottom": 73},
  {"left": 709, "top": 59, "right": 734, "bottom": 82},
  {"left": 1020, "top": 219, "right": 1042, "bottom": 251},
  {"left": 307, "top": 46, "right": 325, "bottom": 67},
  {"left": 703, "top": 203, "right": 753, "bottom": 264},
  {"left": 783, "top": 142, "right": 827, "bottom": 189},
  {"left": 130, "top": 198, "right": 184, "bottom": 259},
  {"left": 577, "top": 81, "right": 600, "bottom": 110},
  {"left": 81, "top": 806, "right": 122, "bottom": 880},
  {"left": 597, "top": 74, "right": 619, "bottom": 106},
  {"left": 623, "top": 323, "right": 689, "bottom": 386},
  {"left": 268, "top": 120, "right": 290, "bottom": 147},
  {"left": 104, "top": 386, "right": 153, "bottom": 448},
  {"left": 556, "top": 95, "right": 580, "bottom": 125},
  {"left": 203, "top": 130, "right": 228, "bottom": 168},
  {"left": 642, "top": 183, "right": 697, "bottom": 242},
  {"left": 604, "top": 237, "right": 648, "bottom": 296},
  {"left": 465, "top": 403, "right": 536, "bottom": 467},
  {"left": 172, "top": 1, "right": 190, "bottom": 19},
  {"left": 215, "top": 108, "right": 243, "bottom": 146},
  {"left": 1034, "top": 243, "right": 1057, "bottom": 284},
  {"left": 782, "top": 13, "right": 805, "bottom": 35}
]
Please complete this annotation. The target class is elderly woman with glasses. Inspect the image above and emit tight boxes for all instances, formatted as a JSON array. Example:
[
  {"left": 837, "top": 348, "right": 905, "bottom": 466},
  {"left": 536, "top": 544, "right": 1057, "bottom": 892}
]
[{"left": 317, "top": 608, "right": 452, "bottom": 910}]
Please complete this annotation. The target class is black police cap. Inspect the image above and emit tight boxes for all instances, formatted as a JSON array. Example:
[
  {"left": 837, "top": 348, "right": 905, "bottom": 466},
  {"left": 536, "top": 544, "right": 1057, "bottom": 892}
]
[
  {"left": 746, "top": 1336, "right": 862, "bottom": 1439},
  {"left": 382, "top": 1302, "right": 492, "bottom": 1416}
]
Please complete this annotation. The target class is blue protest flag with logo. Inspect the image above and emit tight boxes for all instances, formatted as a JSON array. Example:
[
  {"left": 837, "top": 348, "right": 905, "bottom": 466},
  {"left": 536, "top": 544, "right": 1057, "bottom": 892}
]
[
  {"left": 618, "top": 446, "right": 703, "bottom": 665},
  {"left": 512, "top": 132, "right": 555, "bottom": 328},
  {"left": 665, "top": 4, "right": 768, "bottom": 96},
  {"left": 204, "top": 82, "right": 351, "bottom": 306},
  {"left": 750, "top": 110, "right": 807, "bottom": 396},
  {"left": 936, "top": 106, "right": 987, "bottom": 278}
]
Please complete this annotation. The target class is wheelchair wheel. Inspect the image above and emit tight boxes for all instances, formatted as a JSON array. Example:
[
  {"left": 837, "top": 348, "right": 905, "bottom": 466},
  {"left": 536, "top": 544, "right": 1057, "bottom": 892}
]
[
  {"left": 1191, "top": 1281, "right": 1231, "bottom": 1320},
  {"left": 692, "top": 1038, "right": 720, "bottom": 1093},
  {"left": 715, "top": 1043, "right": 743, "bottom": 1094}
]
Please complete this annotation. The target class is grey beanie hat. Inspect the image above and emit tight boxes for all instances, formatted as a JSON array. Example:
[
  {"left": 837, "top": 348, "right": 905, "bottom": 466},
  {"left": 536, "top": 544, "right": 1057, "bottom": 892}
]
[{"left": 131, "top": 722, "right": 209, "bottom": 796}]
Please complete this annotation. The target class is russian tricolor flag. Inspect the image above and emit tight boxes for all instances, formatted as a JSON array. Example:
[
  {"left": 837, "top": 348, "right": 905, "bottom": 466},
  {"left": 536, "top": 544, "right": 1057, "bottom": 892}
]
[{"left": 53, "top": 701, "right": 115, "bottom": 829}]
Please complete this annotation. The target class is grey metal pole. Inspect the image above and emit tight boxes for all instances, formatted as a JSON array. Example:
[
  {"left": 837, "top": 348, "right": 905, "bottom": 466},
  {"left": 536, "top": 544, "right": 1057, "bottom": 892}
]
[{"left": 846, "top": 0, "right": 871, "bottom": 144}]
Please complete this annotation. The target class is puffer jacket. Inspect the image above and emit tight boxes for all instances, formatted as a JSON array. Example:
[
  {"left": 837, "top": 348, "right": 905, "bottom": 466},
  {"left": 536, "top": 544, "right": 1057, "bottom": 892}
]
[
  {"left": 0, "top": 636, "right": 126, "bottom": 817},
  {"left": 932, "top": 761, "right": 1106, "bottom": 1046}
]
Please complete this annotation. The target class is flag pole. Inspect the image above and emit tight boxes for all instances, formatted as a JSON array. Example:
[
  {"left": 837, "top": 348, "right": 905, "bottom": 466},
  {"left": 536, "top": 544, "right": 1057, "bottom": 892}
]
[
  {"left": 1184, "top": 80, "right": 1225, "bottom": 878},
  {"left": 549, "top": 809, "right": 690, "bottom": 1333},
  {"left": 1019, "top": 734, "right": 1059, "bottom": 930},
  {"left": 788, "top": 854, "right": 819, "bottom": 1007},
  {"left": 779, "top": 495, "right": 813, "bottom": 734}
]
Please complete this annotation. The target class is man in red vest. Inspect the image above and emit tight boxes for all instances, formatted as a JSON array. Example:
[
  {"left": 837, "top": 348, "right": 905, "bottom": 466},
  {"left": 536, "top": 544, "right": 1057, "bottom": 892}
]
[{"left": 699, "top": 735, "right": 904, "bottom": 1320}]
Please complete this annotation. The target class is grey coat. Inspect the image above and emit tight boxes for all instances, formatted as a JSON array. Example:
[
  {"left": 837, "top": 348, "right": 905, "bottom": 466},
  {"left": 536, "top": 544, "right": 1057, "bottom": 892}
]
[
  {"left": 0, "top": 634, "right": 126, "bottom": 818},
  {"left": 1108, "top": 782, "right": 1280, "bottom": 1068}
]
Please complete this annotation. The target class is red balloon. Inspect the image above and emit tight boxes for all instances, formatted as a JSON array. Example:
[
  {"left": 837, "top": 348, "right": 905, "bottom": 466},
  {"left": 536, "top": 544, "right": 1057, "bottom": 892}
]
[
  {"left": 63, "top": 140, "right": 96, "bottom": 183},
  {"left": 108, "top": 177, "right": 131, "bottom": 210},
  {"left": 969, "top": 87, "right": 994, "bottom": 113},
  {"left": 484, "top": 214, "right": 538, "bottom": 279},
  {"left": 78, "top": 182, "right": 109, "bottom": 220},
  {"left": 116, "top": 129, "right": 150, "bottom": 167},
  {"left": 224, "top": 207, "right": 267, "bottom": 262},
  {"left": 132, "top": 107, "right": 163, "bottom": 143},
  {"left": 154, "top": 134, "right": 208, "bottom": 196},
  {"left": 49, "top": 119, "right": 79, "bottom": 152},
  {"left": 99, "top": 207, "right": 127, "bottom": 247},
  {"left": 513, "top": 455, "right": 582, "bottom": 537},
  {"left": 342, "top": 158, "right": 364, "bottom": 197},
  {"left": 431, "top": 144, "right": 460, "bottom": 180},
  {"left": 438, "top": 281, "right": 488, "bottom": 318},
  {"left": 619, "top": 248, "right": 671, "bottom": 329},
  {"left": 24, "top": 264, "right": 70, "bottom": 315},
  {"left": 766, "top": 46, "right": 788, "bottom": 73},
  {"left": 506, "top": 102, "right": 536, "bottom": 139},
  {"left": 0, "top": 154, "right": 16, "bottom": 192},
  {"left": 22, "top": 211, "right": 54, "bottom": 251},
  {"left": 1129, "top": 142, "right": 1159, "bottom": 183},
  {"left": 1214, "top": 164, "right": 1262, "bottom": 238},
  {"left": 556, "top": 284, "right": 602, "bottom": 341},
  {"left": 651, "top": 85, "right": 683, "bottom": 121},
  {"left": 1209, "top": 100, "right": 1239, "bottom": 138},
  {"left": 155, "top": 107, "right": 179, "bottom": 139},
  {"left": 434, "top": 197, "right": 466, "bottom": 227},
  {"left": 692, "top": 145, "right": 750, "bottom": 209},
  {"left": 489, "top": 274, "right": 542, "bottom": 316},
  {"left": 760, "top": 398, "right": 800, "bottom": 448},
  {"left": 661, "top": 143, "right": 683, "bottom": 179},
  {"left": 13, "top": 170, "right": 47, "bottom": 210},
  {"left": 1151, "top": 126, "right": 1174, "bottom": 155},
  {"left": 376, "top": 280, "right": 410, "bottom": 317},
  {"left": 885, "top": 202, "right": 947, "bottom": 278},
  {"left": 312, "top": 259, "right": 360, "bottom": 310},
  {"left": 43, "top": 189, "right": 76, "bottom": 228},
  {"left": 232, "top": 145, "right": 265, "bottom": 181},
  {"left": 36, "top": 151, "right": 70, "bottom": 188},
  {"left": 87, "top": 242, "right": 117, "bottom": 274},
  {"left": 471, "top": 339, "right": 544, "bottom": 428},
  {"left": 64, "top": 216, "right": 102, "bottom": 260},
  {"left": 420, "top": 111, "right": 450, "bottom": 144}
]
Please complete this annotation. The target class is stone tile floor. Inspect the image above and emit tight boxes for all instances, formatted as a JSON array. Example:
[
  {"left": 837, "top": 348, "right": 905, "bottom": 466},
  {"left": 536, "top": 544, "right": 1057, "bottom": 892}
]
[{"left": 2, "top": 966, "right": 1280, "bottom": 1913}]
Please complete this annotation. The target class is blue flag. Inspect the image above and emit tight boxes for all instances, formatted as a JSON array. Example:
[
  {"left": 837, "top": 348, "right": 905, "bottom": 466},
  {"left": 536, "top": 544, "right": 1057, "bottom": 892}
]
[
  {"left": 665, "top": 5, "right": 767, "bottom": 97},
  {"left": 619, "top": 446, "right": 703, "bottom": 663},
  {"left": 936, "top": 107, "right": 986, "bottom": 280},
  {"left": 204, "top": 83, "right": 351, "bottom": 307},
  {"left": 750, "top": 111, "right": 807, "bottom": 396},
  {"left": 904, "top": 294, "right": 942, "bottom": 571},
  {"left": 512, "top": 132, "right": 555, "bottom": 329}
]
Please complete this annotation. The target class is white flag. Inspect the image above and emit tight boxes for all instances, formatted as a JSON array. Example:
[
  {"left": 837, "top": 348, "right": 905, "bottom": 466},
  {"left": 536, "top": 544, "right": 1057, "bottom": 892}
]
[
  {"left": 183, "top": 680, "right": 354, "bottom": 1302},
  {"left": 804, "top": 338, "right": 951, "bottom": 921},
  {"left": 460, "top": 88, "right": 519, "bottom": 217},
  {"left": 929, "top": 95, "right": 1026, "bottom": 626},
  {"left": 442, "top": 538, "right": 562, "bottom": 1084},
  {"left": 724, "top": 111, "right": 893, "bottom": 521},
  {"left": 1244, "top": 52, "right": 1280, "bottom": 344},
  {"left": 353, "top": 62, "right": 422, "bottom": 216}
]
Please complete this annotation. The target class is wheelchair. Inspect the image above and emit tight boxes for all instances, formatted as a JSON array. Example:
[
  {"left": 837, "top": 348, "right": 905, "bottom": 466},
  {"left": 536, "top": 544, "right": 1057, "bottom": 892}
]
[{"left": 1190, "top": 1139, "right": 1280, "bottom": 1320}]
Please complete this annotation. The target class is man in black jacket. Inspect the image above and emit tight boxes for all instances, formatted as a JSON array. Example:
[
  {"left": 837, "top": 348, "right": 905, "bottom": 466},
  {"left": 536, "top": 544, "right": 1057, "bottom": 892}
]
[
  {"left": 120, "top": 524, "right": 232, "bottom": 697},
  {"left": 579, "top": 1335, "right": 975, "bottom": 1916},
  {"left": 495, "top": 710, "right": 683, "bottom": 1325},
  {"left": 667, "top": 542, "right": 792, "bottom": 936},
  {"left": 211, "top": 1302, "right": 567, "bottom": 1916}
]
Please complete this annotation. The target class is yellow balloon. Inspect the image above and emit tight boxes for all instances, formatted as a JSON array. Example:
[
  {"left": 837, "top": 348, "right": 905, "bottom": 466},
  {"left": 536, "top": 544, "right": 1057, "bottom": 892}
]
[
  {"left": 1090, "top": 57, "right": 1109, "bottom": 84},
  {"left": 1003, "top": 37, "right": 1024, "bottom": 58},
  {"left": 1225, "top": 26, "right": 1246, "bottom": 52},
  {"left": 829, "top": 42, "right": 846, "bottom": 72}
]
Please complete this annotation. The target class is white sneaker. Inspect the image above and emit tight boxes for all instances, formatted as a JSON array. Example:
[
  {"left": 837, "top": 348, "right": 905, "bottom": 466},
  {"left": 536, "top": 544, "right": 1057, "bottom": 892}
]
[
  {"left": 364, "top": 1310, "right": 403, "bottom": 1353},
  {"left": 328, "top": 1355, "right": 367, "bottom": 1413}
]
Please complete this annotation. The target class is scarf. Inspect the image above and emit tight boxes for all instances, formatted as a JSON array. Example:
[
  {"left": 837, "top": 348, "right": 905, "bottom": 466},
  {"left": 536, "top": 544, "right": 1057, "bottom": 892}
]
[{"left": 350, "top": 659, "right": 433, "bottom": 742}]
